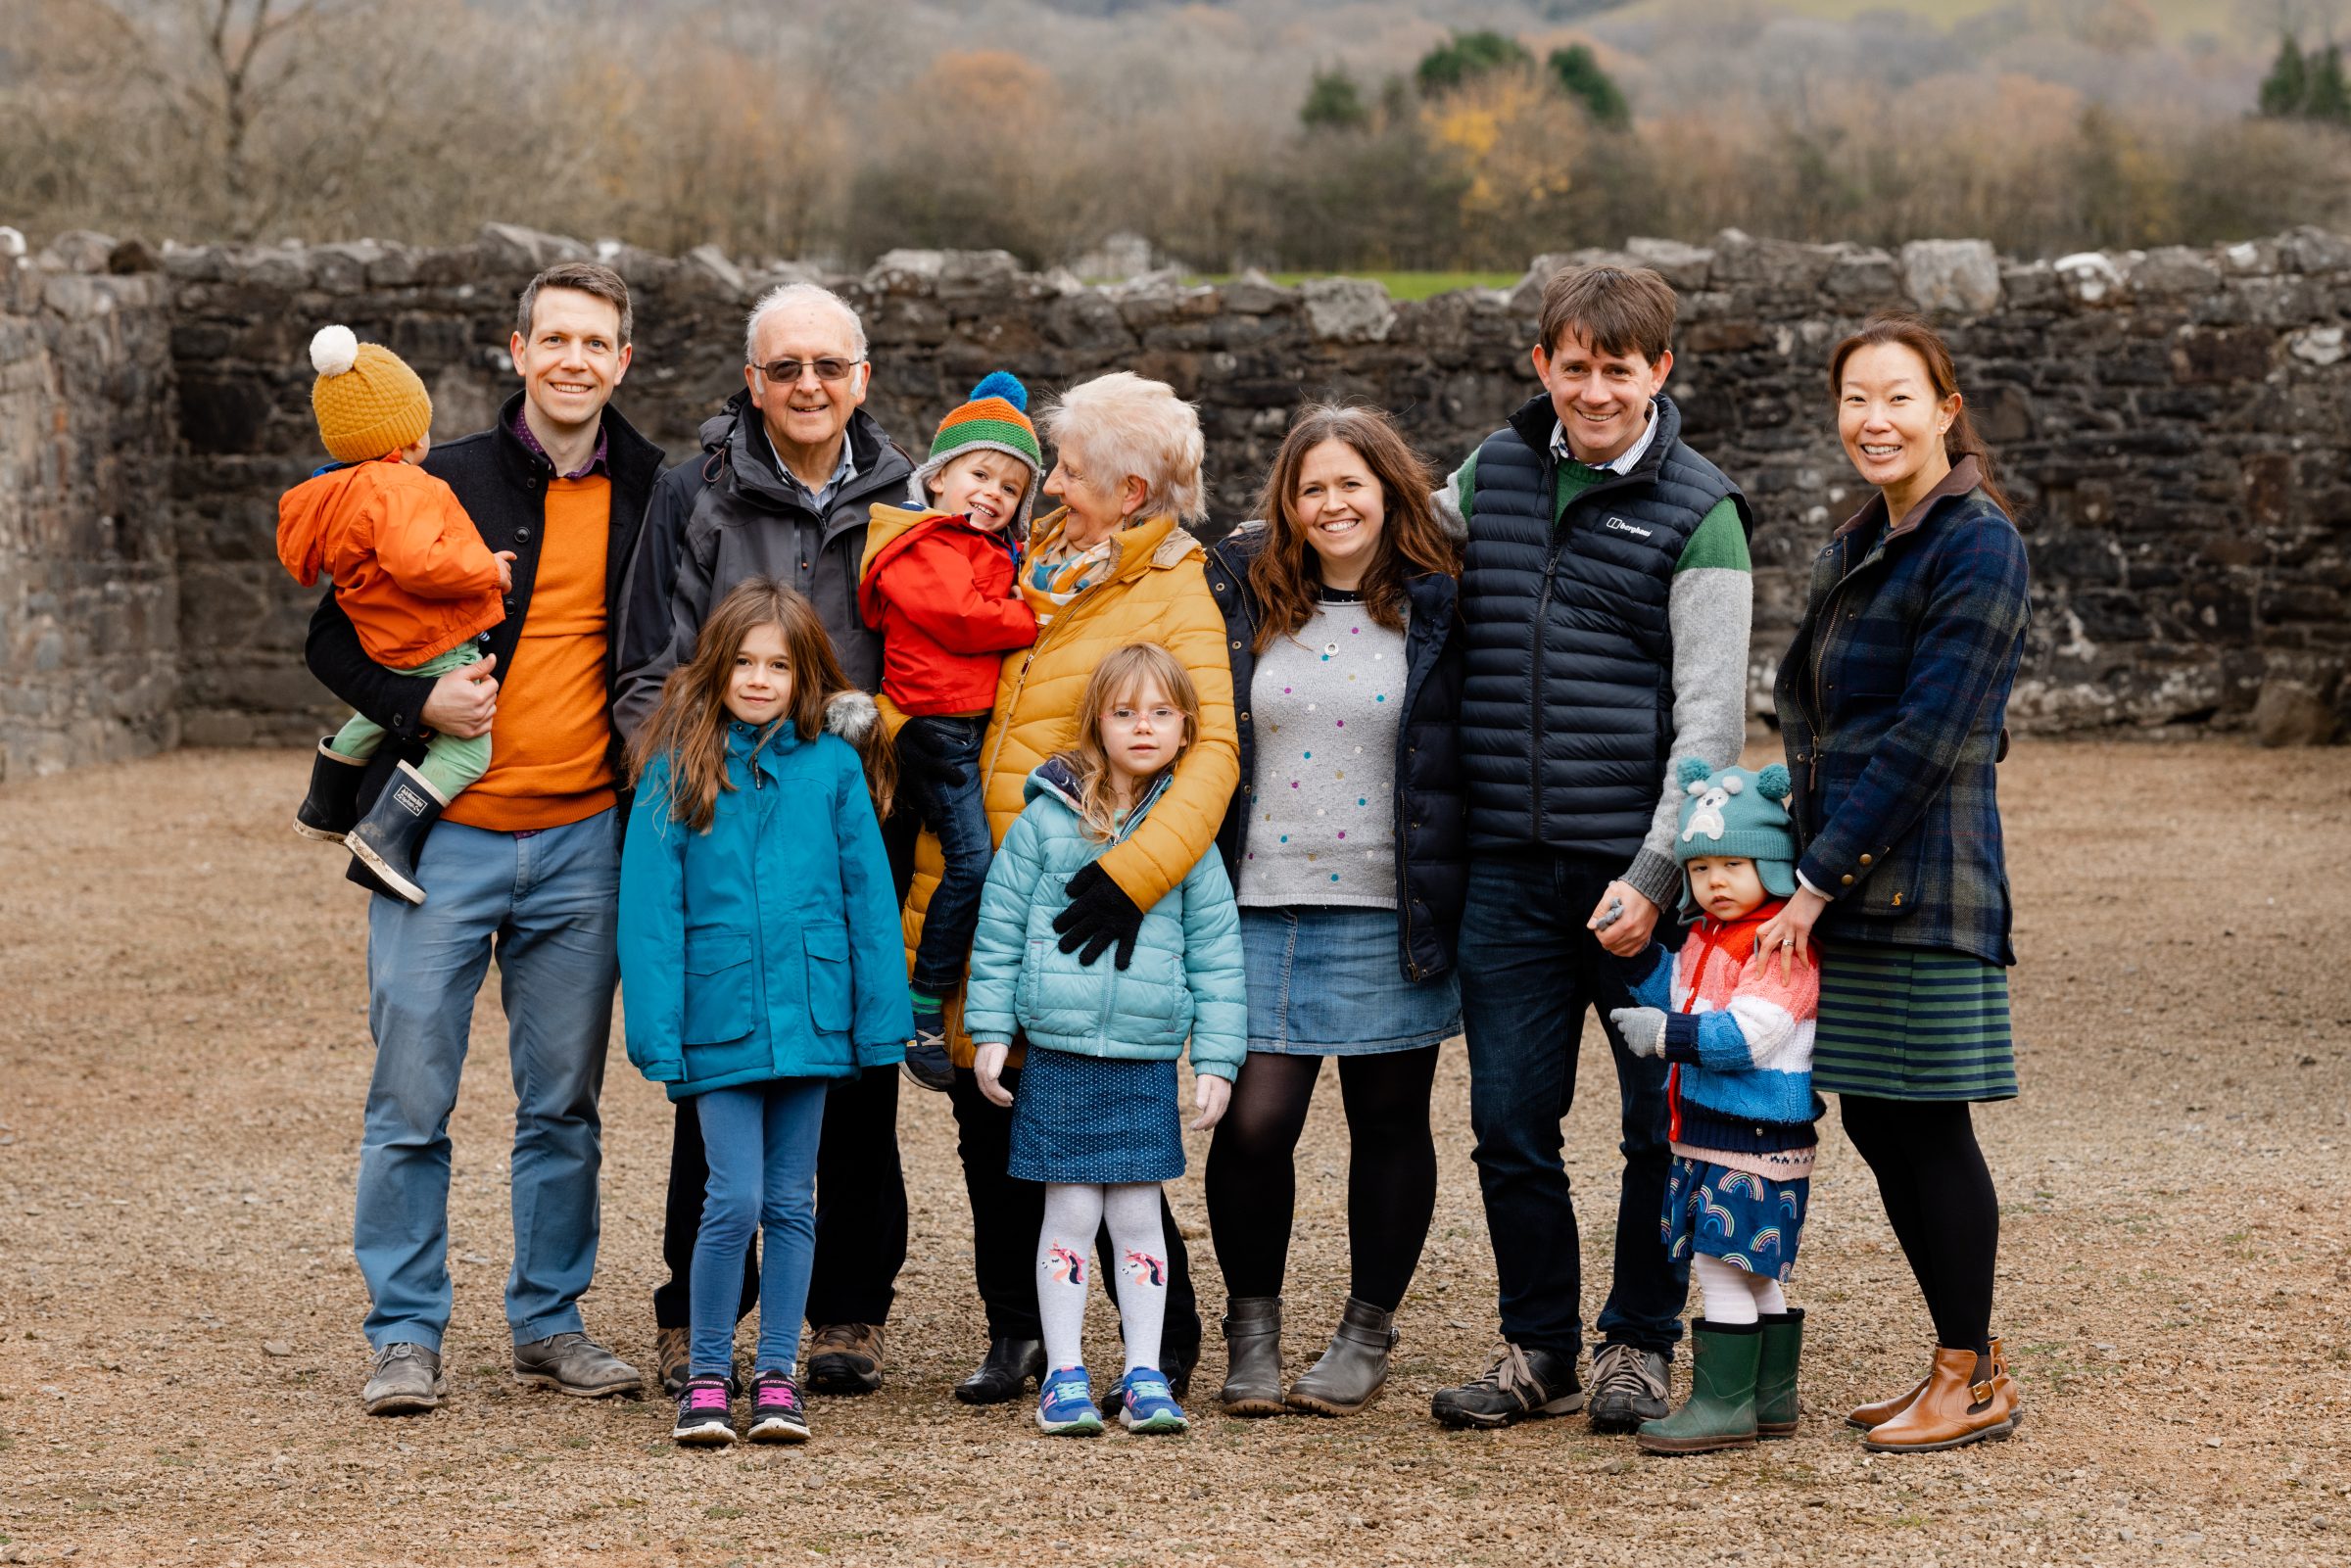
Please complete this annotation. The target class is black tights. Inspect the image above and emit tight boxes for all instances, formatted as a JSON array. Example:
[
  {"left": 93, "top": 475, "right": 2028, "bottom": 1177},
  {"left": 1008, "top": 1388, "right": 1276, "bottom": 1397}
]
[
  {"left": 1839, "top": 1094, "right": 1999, "bottom": 1355},
  {"left": 1203, "top": 1047, "right": 1439, "bottom": 1312}
]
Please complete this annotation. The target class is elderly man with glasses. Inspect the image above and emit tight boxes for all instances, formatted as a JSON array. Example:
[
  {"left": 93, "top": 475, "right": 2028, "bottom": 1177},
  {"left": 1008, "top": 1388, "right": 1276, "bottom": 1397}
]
[{"left": 616, "top": 282, "right": 918, "bottom": 1402}]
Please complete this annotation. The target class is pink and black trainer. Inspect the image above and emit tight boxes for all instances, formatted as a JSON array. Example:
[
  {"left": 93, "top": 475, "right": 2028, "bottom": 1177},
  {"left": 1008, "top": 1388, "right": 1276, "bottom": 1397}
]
[
  {"left": 671, "top": 1374, "right": 738, "bottom": 1446},
  {"left": 746, "top": 1371, "right": 811, "bottom": 1444}
]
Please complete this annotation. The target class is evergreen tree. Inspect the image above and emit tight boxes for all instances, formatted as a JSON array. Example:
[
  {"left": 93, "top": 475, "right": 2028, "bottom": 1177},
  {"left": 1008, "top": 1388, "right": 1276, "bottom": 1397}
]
[
  {"left": 1549, "top": 43, "right": 1630, "bottom": 128},
  {"left": 1300, "top": 68, "right": 1368, "bottom": 132},
  {"left": 2308, "top": 43, "right": 2351, "bottom": 123},
  {"left": 2260, "top": 33, "right": 2309, "bottom": 119},
  {"left": 1415, "top": 30, "right": 1534, "bottom": 96}
]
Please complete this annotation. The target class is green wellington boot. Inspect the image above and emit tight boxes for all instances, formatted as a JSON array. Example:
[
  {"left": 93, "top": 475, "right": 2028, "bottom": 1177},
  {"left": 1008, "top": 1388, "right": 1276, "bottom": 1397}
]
[
  {"left": 1755, "top": 1308, "right": 1804, "bottom": 1439},
  {"left": 1636, "top": 1319, "right": 1762, "bottom": 1455}
]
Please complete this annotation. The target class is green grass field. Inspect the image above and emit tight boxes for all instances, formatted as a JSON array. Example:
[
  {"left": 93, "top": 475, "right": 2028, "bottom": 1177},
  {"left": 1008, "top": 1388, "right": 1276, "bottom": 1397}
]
[
  {"left": 1604, "top": 0, "right": 2244, "bottom": 40},
  {"left": 1182, "top": 270, "right": 1522, "bottom": 300}
]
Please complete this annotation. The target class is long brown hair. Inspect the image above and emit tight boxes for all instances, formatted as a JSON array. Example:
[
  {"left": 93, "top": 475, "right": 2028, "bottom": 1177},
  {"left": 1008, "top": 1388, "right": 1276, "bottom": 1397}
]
[
  {"left": 628, "top": 578, "right": 895, "bottom": 831},
  {"left": 1828, "top": 311, "right": 2013, "bottom": 517},
  {"left": 1246, "top": 404, "right": 1461, "bottom": 654},
  {"left": 1052, "top": 643, "right": 1199, "bottom": 842}
]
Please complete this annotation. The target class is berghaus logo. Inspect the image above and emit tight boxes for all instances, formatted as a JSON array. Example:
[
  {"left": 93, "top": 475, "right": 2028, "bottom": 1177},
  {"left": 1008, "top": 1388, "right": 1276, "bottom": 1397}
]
[{"left": 1605, "top": 516, "right": 1654, "bottom": 539}]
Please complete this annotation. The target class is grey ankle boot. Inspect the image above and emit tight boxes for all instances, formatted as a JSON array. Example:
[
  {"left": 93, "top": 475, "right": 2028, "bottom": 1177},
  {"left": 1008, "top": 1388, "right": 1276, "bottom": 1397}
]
[
  {"left": 1285, "top": 1297, "right": 1397, "bottom": 1416},
  {"left": 1218, "top": 1296, "right": 1284, "bottom": 1416}
]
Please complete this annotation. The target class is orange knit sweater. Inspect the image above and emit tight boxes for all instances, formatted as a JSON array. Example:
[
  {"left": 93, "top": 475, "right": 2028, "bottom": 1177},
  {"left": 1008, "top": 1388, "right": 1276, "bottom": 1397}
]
[{"left": 443, "top": 476, "right": 615, "bottom": 832}]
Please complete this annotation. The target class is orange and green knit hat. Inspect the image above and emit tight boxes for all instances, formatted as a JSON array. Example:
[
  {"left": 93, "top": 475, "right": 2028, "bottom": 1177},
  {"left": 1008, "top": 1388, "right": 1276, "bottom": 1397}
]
[
  {"left": 911, "top": 371, "right": 1044, "bottom": 533},
  {"left": 308, "top": 324, "right": 432, "bottom": 462}
]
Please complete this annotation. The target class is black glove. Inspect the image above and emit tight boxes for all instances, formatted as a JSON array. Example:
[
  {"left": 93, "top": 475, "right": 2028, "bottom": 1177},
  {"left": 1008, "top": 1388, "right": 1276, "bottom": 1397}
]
[
  {"left": 893, "top": 719, "right": 970, "bottom": 790},
  {"left": 1053, "top": 863, "right": 1144, "bottom": 970}
]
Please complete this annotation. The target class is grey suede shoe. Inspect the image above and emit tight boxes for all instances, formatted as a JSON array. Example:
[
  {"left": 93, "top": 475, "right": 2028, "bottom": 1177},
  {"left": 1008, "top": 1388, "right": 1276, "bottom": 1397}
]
[
  {"left": 1285, "top": 1297, "right": 1398, "bottom": 1416},
  {"left": 513, "top": 1332, "right": 643, "bottom": 1399},
  {"left": 1218, "top": 1296, "right": 1284, "bottom": 1417},
  {"left": 361, "top": 1342, "right": 445, "bottom": 1415}
]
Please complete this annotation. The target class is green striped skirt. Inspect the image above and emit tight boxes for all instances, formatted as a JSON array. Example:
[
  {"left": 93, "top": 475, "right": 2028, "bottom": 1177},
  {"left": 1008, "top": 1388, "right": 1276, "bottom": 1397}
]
[{"left": 1813, "top": 944, "right": 2017, "bottom": 1103}]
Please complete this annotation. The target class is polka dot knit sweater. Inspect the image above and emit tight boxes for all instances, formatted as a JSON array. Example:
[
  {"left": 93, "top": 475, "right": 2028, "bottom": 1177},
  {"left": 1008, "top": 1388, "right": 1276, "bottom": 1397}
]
[{"left": 1235, "top": 591, "right": 1404, "bottom": 910}]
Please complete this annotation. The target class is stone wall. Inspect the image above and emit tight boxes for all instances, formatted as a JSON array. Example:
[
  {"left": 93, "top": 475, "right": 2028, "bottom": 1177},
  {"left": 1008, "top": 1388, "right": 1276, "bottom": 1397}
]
[
  {"left": 6, "top": 220, "right": 2348, "bottom": 772},
  {"left": 0, "top": 254, "right": 178, "bottom": 782}
]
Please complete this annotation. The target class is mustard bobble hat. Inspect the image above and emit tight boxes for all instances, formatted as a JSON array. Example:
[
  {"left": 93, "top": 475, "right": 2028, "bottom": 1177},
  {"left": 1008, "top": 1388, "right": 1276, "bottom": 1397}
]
[{"left": 309, "top": 323, "right": 432, "bottom": 462}]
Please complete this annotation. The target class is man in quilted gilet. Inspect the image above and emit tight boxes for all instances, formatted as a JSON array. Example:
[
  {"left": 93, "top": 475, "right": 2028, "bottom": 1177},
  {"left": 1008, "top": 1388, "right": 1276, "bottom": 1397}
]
[{"left": 1430, "top": 263, "right": 1755, "bottom": 1435}]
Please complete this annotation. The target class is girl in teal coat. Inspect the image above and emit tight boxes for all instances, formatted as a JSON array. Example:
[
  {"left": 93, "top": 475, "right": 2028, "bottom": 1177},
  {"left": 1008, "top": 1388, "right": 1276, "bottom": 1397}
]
[
  {"left": 619, "top": 580, "right": 910, "bottom": 1449},
  {"left": 967, "top": 643, "right": 1246, "bottom": 1439}
]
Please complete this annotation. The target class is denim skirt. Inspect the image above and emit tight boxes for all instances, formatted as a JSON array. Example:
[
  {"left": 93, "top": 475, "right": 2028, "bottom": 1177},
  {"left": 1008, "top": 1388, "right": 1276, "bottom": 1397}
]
[
  {"left": 1239, "top": 905, "right": 1462, "bottom": 1056},
  {"left": 1008, "top": 1049, "right": 1185, "bottom": 1185}
]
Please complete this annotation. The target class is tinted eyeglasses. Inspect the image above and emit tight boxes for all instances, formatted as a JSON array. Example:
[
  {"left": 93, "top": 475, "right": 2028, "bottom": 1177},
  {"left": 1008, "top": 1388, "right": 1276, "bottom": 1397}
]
[{"left": 753, "top": 356, "right": 864, "bottom": 385}]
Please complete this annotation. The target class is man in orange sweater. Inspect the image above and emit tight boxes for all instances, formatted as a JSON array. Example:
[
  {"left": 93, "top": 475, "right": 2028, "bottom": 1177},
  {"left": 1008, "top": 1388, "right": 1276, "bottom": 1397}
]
[{"left": 305, "top": 262, "right": 668, "bottom": 1418}]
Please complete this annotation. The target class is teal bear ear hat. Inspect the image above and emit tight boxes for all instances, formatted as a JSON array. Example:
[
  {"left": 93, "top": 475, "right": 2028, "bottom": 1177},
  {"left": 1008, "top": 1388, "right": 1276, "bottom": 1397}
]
[
  {"left": 908, "top": 370, "right": 1045, "bottom": 535},
  {"left": 1673, "top": 758, "right": 1799, "bottom": 913}
]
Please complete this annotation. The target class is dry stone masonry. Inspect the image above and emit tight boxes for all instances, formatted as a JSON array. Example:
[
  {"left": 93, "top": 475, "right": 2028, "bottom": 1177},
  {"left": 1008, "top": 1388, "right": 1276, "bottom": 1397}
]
[{"left": 3, "top": 220, "right": 2346, "bottom": 778}]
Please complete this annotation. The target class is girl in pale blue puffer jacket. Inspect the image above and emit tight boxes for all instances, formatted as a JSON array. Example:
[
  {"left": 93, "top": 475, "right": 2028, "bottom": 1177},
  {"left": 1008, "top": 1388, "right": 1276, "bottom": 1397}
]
[{"left": 966, "top": 644, "right": 1246, "bottom": 1440}]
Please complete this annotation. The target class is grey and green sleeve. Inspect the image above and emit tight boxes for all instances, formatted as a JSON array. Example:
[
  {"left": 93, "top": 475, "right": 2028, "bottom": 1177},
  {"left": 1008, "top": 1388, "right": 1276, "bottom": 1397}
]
[
  {"left": 1430, "top": 453, "right": 1476, "bottom": 543},
  {"left": 1623, "top": 499, "right": 1753, "bottom": 912}
]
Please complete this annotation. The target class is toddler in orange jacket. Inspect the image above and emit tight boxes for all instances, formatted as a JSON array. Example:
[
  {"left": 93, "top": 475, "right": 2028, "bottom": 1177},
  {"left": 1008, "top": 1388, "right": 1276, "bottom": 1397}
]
[
  {"left": 857, "top": 371, "right": 1042, "bottom": 1087},
  {"left": 276, "top": 325, "right": 512, "bottom": 904}
]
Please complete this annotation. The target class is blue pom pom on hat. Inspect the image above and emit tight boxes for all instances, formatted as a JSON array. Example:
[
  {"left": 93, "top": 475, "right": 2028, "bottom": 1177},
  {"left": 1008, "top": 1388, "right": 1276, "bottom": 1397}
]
[{"left": 966, "top": 370, "right": 1028, "bottom": 411}]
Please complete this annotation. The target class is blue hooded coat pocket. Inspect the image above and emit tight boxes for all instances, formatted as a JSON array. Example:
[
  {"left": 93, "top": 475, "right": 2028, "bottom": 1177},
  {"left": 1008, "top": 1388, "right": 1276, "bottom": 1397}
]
[
  {"left": 683, "top": 931, "right": 754, "bottom": 1046},
  {"left": 803, "top": 923, "right": 853, "bottom": 1034}
]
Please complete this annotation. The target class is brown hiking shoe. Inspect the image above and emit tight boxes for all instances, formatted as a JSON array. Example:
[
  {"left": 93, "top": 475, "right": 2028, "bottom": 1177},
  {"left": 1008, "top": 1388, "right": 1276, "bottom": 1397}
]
[
  {"left": 805, "top": 1322, "right": 884, "bottom": 1396},
  {"left": 655, "top": 1325, "right": 692, "bottom": 1398}
]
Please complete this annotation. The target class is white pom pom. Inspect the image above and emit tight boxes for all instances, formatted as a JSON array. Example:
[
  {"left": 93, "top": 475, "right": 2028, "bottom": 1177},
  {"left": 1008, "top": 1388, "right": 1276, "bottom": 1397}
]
[
  {"left": 310, "top": 324, "right": 359, "bottom": 377},
  {"left": 1722, "top": 775, "right": 1745, "bottom": 795},
  {"left": 1687, "top": 780, "right": 1705, "bottom": 796}
]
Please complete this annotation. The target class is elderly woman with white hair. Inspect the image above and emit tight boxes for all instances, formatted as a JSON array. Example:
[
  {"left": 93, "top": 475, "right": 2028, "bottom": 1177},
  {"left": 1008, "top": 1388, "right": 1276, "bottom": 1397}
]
[{"left": 908, "top": 370, "right": 1239, "bottom": 1408}]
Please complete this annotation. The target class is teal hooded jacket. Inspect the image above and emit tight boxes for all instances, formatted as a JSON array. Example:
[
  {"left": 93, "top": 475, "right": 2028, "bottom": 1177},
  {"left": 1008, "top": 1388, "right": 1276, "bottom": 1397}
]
[
  {"left": 618, "top": 718, "right": 911, "bottom": 1100},
  {"left": 964, "top": 757, "right": 1247, "bottom": 1080}
]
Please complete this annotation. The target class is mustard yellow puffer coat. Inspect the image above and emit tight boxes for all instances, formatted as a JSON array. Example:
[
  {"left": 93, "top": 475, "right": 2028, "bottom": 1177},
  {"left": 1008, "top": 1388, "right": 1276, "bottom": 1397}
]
[{"left": 892, "top": 508, "right": 1239, "bottom": 1065}]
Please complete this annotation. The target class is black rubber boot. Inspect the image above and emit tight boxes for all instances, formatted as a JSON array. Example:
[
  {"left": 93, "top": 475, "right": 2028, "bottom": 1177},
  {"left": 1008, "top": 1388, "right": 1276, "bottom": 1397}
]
[
  {"left": 294, "top": 738, "right": 369, "bottom": 842},
  {"left": 1218, "top": 1296, "right": 1284, "bottom": 1417},
  {"left": 954, "top": 1338, "right": 1045, "bottom": 1405},
  {"left": 346, "top": 760, "right": 446, "bottom": 905}
]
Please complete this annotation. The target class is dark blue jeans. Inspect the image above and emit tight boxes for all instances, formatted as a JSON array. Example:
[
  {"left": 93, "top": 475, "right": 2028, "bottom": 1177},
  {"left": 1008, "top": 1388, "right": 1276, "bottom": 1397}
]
[
  {"left": 902, "top": 714, "right": 992, "bottom": 998},
  {"left": 1456, "top": 852, "right": 1690, "bottom": 1360}
]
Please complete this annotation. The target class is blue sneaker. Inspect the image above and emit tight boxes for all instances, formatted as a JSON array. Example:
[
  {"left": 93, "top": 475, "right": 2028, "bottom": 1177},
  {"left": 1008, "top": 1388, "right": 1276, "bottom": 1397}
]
[
  {"left": 1117, "top": 1367, "right": 1187, "bottom": 1434},
  {"left": 1036, "top": 1364, "right": 1104, "bottom": 1436}
]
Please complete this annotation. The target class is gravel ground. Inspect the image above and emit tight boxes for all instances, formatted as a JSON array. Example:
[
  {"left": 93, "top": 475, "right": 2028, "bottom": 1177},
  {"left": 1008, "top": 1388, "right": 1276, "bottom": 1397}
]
[{"left": 0, "top": 740, "right": 2346, "bottom": 1568}]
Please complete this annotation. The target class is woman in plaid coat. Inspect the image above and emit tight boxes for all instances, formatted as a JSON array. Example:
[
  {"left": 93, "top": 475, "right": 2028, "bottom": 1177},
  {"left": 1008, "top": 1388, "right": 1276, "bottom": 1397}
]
[{"left": 1756, "top": 311, "right": 2029, "bottom": 1454}]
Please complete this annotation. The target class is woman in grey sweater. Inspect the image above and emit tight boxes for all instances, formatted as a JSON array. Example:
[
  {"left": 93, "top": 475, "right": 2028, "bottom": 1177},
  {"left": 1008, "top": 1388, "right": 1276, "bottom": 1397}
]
[{"left": 1199, "top": 405, "right": 1468, "bottom": 1417}]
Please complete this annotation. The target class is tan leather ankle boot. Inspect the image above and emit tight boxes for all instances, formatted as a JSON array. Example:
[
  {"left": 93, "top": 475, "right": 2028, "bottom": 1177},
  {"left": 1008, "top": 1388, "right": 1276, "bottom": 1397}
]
[
  {"left": 1846, "top": 1361, "right": 1932, "bottom": 1431},
  {"left": 1861, "top": 1347, "right": 2018, "bottom": 1452}
]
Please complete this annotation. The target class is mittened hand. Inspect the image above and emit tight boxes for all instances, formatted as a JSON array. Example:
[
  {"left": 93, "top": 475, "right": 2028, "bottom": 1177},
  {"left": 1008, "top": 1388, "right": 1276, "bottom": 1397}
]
[
  {"left": 1053, "top": 863, "right": 1143, "bottom": 970},
  {"left": 1609, "top": 1007, "right": 1669, "bottom": 1059}
]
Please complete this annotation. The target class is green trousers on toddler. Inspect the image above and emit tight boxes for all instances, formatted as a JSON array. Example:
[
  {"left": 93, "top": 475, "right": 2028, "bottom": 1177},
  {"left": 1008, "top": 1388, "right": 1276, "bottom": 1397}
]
[{"left": 329, "top": 643, "right": 492, "bottom": 801}]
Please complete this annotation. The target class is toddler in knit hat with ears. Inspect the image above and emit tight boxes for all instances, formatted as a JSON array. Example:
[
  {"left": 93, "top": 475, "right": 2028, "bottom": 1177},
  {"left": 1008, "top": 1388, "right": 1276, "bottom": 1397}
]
[
  {"left": 858, "top": 371, "right": 1044, "bottom": 1089},
  {"left": 1607, "top": 758, "right": 1825, "bottom": 1455},
  {"left": 276, "top": 325, "right": 514, "bottom": 905}
]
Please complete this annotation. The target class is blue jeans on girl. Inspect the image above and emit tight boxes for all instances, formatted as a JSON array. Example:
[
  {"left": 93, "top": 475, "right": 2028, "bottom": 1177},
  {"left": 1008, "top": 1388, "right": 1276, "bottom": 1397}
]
[{"left": 692, "top": 1080, "right": 829, "bottom": 1377}]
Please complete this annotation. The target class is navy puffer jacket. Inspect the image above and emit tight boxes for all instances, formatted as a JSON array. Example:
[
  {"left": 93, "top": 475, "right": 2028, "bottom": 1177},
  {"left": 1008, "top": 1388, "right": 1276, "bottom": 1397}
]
[{"left": 1203, "top": 525, "right": 1469, "bottom": 981}]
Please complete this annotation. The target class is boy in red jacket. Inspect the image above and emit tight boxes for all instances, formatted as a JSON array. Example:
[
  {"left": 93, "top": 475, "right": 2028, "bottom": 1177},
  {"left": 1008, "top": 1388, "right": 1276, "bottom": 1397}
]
[
  {"left": 277, "top": 324, "right": 513, "bottom": 905},
  {"left": 858, "top": 372, "right": 1043, "bottom": 1087}
]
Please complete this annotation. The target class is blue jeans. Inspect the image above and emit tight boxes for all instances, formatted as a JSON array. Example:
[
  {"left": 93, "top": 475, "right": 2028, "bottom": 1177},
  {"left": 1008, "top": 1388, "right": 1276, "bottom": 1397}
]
[
  {"left": 901, "top": 715, "right": 992, "bottom": 998},
  {"left": 1456, "top": 853, "right": 1689, "bottom": 1359},
  {"left": 692, "top": 1080, "right": 828, "bottom": 1376},
  {"left": 355, "top": 808, "right": 619, "bottom": 1352}
]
